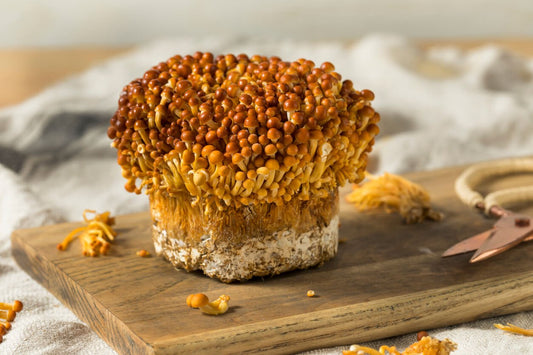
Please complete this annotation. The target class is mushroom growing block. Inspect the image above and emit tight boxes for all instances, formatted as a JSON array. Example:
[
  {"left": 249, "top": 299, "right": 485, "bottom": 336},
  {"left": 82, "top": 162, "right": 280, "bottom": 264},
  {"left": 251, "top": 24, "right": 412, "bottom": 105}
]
[{"left": 108, "top": 53, "right": 379, "bottom": 282}]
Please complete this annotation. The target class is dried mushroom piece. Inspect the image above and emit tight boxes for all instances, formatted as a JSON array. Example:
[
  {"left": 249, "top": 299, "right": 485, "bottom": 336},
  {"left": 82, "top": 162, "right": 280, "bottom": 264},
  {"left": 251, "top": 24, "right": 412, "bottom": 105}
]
[
  {"left": 494, "top": 323, "right": 533, "bottom": 336},
  {"left": 0, "top": 300, "right": 23, "bottom": 344},
  {"left": 344, "top": 335, "right": 457, "bottom": 355},
  {"left": 57, "top": 210, "right": 117, "bottom": 256},
  {"left": 347, "top": 172, "right": 443, "bottom": 224},
  {"left": 186, "top": 293, "right": 230, "bottom": 315}
]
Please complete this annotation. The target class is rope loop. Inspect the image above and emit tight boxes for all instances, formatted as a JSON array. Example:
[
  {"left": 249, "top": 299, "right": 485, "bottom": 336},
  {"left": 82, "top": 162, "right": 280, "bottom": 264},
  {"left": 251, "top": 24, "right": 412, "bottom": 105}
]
[{"left": 454, "top": 157, "right": 533, "bottom": 215}]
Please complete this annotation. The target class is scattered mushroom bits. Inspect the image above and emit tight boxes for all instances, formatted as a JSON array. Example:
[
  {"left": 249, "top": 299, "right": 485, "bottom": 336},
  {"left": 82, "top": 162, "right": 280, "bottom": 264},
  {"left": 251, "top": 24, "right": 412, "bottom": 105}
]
[
  {"left": 136, "top": 249, "right": 151, "bottom": 257},
  {"left": 57, "top": 210, "right": 117, "bottom": 256},
  {"left": 347, "top": 172, "right": 443, "bottom": 224},
  {"left": 0, "top": 300, "right": 23, "bottom": 313},
  {"left": 0, "top": 321, "right": 10, "bottom": 331},
  {"left": 108, "top": 52, "right": 380, "bottom": 282},
  {"left": 343, "top": 335, "right": 457, "bottom": 355},
  {"left": 186, "top": 293, "right": 230, "bottom": 315},
  {"left": 494, "top": 323, "right": 533, "bottom": 336},
  {"left": 0, "top": 310, "right": 15, "bottom": 322},
  {"left": 0, "top": 300, "right": 23, "bottom": 344}
]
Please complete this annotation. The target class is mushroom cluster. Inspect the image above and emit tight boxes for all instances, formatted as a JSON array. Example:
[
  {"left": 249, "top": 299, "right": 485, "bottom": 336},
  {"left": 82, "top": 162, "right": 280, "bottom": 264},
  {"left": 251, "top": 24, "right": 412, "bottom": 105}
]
[
  {"left": 108, "top": 52, "right": 379, "bottom": 282},
  {"left": 108, "top": 52, "right": 379, "bottom": 209}
]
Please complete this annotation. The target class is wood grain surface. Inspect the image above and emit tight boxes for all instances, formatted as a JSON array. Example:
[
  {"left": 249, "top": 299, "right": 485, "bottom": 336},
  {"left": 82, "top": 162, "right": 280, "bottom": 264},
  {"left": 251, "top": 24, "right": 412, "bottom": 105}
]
[{"left": 11, "top": 159, "right": 533, "bottom": 354}]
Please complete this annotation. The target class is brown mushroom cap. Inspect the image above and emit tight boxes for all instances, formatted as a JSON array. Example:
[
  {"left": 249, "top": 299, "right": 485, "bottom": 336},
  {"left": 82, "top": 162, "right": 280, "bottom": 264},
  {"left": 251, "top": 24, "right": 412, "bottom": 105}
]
[
  {"left": 188, "top": 293, "right": 209, "bottom": 308},
  {"left": 109, "top": 53, "right": 379, "bottom": 209}
]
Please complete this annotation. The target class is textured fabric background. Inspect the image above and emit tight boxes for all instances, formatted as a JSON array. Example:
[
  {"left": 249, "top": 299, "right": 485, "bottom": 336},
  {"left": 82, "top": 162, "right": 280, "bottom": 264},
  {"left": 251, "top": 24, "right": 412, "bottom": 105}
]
[{"left": 0, "top": 35, "right": 532, "bottom": 354}]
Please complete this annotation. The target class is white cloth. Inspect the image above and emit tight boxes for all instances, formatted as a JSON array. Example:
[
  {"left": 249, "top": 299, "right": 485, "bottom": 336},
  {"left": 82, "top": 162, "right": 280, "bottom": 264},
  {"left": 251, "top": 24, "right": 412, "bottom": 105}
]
[{"left": 0, "top": 35, "right": 532, "bottom": 354}]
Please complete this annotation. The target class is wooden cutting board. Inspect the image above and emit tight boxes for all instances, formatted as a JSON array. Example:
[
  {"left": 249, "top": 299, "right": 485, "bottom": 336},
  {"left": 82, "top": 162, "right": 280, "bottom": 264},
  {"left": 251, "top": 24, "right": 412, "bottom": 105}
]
[{"left": 11, "top": 160, "right": 533, "bottom": 354}]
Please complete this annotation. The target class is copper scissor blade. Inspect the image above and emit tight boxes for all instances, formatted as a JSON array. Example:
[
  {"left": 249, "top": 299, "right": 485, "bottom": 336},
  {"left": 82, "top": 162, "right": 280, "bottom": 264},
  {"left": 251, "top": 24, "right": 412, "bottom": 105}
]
[
  {"left": 442, "top": 229, "right": 494, "bottom": 257},
  {"left": 470, "top": 223, "right": 533, "bottom": 263}
]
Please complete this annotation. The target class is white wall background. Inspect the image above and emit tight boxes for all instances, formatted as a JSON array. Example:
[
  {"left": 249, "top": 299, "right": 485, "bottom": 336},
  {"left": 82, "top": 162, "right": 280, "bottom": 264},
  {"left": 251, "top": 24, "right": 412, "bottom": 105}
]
[{"left": 1, "top": 0, "right": 533, "bottom": 47}]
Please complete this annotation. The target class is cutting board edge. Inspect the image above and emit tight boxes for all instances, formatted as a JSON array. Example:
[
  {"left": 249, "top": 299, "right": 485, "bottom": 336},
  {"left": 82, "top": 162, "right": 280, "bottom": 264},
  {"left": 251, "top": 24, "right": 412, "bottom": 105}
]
[
  {"left": 11, "top": 230, "right": 156, "bottom": 355},
  {"left": 147, "top": 269, "right": 533, "bottom": 354}
]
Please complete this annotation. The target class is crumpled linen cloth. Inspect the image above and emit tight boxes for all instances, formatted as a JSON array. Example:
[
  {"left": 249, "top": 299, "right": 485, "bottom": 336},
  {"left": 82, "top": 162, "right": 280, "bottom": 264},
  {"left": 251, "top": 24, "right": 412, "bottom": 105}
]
[{"left": 0, "top": 35, "right": 532, "bottom": 354}]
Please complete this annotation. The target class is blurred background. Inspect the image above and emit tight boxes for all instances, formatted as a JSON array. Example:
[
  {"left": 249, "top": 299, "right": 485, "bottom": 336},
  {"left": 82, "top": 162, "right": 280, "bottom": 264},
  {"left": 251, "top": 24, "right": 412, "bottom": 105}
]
[
  {"left": 1, "top": 0, "right": 532, "bottom": 107},
  {"left": 1, "top": 0, "right": 533, "bottom": 46},
  {"left": 1, "top": 3, "right": 533, "bottom": 354}
]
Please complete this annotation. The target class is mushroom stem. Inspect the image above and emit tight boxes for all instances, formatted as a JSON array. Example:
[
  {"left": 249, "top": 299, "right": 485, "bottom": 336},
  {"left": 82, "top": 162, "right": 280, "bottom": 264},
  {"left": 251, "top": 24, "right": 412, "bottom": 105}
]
[
  {"left": 254, "top": 167, "right": 270, "bottom": 192},
  {"left": 0, "top": 310, "right": 15, "bottom": 322},
  {"left": 137, "top": 128, "right": 150, "bottom": 146},
  {"left": 231, "top": 180, "right": 243, "bottom": 196},
  {"left": 309, "top": 139, "right": 319, "bottom": 157},
  {"left": 309, "top": 160, "right": 326, "bottom": 182},
  {"left": 57, "top": 226, "right": 86, "bottom": 250},
  {"left": 263, "top": 173, "right": 276, "bottom": 189},
  {"left": 203, "top": 295, "right": 230, "bottom": 315},
  {"left": 241, "top": 179, "right": 255, "bottom": 197}
]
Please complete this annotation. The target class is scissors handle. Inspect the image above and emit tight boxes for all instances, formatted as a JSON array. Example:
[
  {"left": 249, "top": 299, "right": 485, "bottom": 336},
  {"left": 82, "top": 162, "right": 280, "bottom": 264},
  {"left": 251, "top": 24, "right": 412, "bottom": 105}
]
[
  {"left": 484, "top": 187, "right": 533, "bottom": 215},
  {"left": 455, "top": 157, "right": 533, "bottom": 215}
]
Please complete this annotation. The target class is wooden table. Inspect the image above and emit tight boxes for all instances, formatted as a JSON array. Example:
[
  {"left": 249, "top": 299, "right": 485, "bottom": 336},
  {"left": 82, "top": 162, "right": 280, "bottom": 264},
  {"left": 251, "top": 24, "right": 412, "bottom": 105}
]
[{"left": 1, "top": 39, "right": 533, "bottom": 109}]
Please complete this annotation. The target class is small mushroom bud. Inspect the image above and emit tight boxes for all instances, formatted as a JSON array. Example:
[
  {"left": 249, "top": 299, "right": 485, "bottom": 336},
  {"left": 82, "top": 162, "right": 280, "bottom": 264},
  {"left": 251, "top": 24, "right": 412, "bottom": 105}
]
[
  {"left": 283, "top": 155, "right": 298, "bottom": 167},
  {"left": 201, "top": 145, "right": 216, "bottom": 158},
  {"left": 360, "top": 105, "right": 375, "bottom": 119},
  {"left": 226, "top": 142, "right": 239, "bottom": 154},
  {"left": 285, "top": 144, "right": 298, "bottom": 156},
  {"left": 361, "top": 89, "right": 375, "bottom": 101},
  {"left": 205, "top": 130, "right": 218, "bottom": 145},
  {"left": 182, "top": 150, "right": 195, "bottom": 165},
  {"left": 291, "top": 112, "right": 305, "bottom": 125},
  {"left": 283, "top": 99, "right": 299, "bottom": 112},
  {"left": 136, "top": 249, "right": 151, "bottom": 257},
  {"left": 181, "top": 130, "right": 195, "bottom": 143},
  {"left": 294, "top": 128, "right": 310, "bottom": 144},
  {"left": 283, "top": 121, "right": 296, "bottom": 135},
  {"left": 193, "top": 169, "right": 209, "bottom": 186},
  {"left": 265, "top": 159, "right": 280, "bottom": 171},
  {"left": 264, "top": 144, "right": 277, "bottom": 156},
  {"left": 267, "top": 128, "right": 282, "bottom": 142},
  {"left": 208, "top": 150, "right": 224, "bottom": 165},
  {"left": 417, "top": 331, "right": 429, "bottom": 341},
  {"left": 251, "top": 143, "right": 263, "bottom": 155}
]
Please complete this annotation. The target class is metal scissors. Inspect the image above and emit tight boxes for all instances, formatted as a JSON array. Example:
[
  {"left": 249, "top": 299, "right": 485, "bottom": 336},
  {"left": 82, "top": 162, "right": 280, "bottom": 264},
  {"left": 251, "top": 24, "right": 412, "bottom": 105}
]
[{"left": 442, "top": 157, "right": 533, "bottom": 263}]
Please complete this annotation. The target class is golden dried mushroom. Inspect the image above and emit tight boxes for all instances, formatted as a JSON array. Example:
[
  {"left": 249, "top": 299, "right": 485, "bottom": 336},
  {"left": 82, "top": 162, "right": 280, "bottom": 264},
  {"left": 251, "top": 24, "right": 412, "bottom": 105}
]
[
  {"left": 57, "top": 210, "right": 117, "bottom": 257},
  {"left": 0, "top": 300, "right": 23, "bottom": 343},
  {"left": 186, "top": 293, "right": 230, "bottom": 315},
  {"left": 108, "top": 52, "right": 379, "bottom": 208},
  {"left": 344, "top": 335, "right": 457, "bottom": 355}
]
